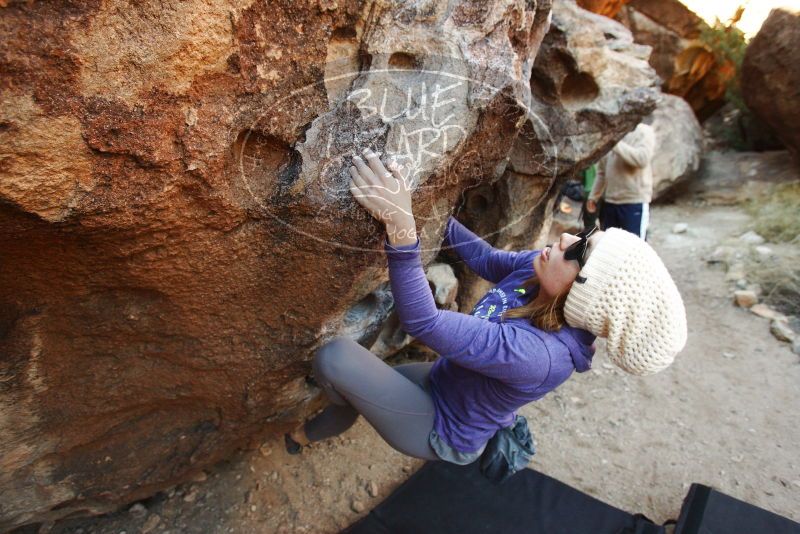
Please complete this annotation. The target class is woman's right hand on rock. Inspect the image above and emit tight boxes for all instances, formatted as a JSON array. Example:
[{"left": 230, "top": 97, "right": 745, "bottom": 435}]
[{"left": 348, "top": 147, "right": 414, "bottom": 228}]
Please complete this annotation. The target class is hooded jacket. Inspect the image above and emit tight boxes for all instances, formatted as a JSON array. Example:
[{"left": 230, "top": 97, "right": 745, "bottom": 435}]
[
  {"left": 384, "top": 215, "right": 596, "bottom": 453},
  {"left": 589, "top": 123, "right": 656, "bottom": 205}
]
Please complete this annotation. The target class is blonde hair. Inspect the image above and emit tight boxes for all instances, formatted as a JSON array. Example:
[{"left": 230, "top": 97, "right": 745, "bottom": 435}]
[{"left": 499, "top": 272, "right": 570, "bottom": 331}]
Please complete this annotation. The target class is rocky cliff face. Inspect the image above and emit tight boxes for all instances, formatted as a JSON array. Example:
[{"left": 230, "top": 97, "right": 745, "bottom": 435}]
[
  {"left": 0, "top": 0, "right": 658, "bottom": 529},
  {"left": 742, "top": 8, "right": 800, "bottom": 160}
]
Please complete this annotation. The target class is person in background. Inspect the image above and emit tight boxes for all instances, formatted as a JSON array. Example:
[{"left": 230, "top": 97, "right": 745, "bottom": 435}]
[
  {"left": 586, "top": 122, "right": 656, "bottom": 240},
  {"left": 580, "top": 163, "right": 598, "bottom": 231}
]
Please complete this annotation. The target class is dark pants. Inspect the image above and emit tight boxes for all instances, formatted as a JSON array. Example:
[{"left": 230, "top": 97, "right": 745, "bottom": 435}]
[
  {"left": 303, "top": 336, "right": 440, "bottom": 461},
  {"left": 581, "top": 200, "right": 599, "bottom": 231},
  {"left": 599, "top": 201, "right": 649, "bottom": 240}
]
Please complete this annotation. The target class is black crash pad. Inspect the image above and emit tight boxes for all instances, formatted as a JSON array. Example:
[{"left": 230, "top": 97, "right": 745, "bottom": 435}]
[
  {"left": 343, "top": 461, "right": 663, "bottom": 534},
  {"left": 675, "top": 483, "right": 800, "bottom": 534}
]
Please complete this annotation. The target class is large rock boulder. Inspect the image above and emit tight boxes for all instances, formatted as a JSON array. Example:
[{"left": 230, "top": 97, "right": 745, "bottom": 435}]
[
  {"left": 627, "top": 0, "right": 703, "bottom": 39},
  {"left": 614, "top": 0, "right": 734, "bottom": 122},
  {"left": 616, "top": 0, "right": 704, "bottom": 84},
  {"left": 742, "top": 8, "right": 800, "bottom": 160},
  {"left": 0, "top": 0, "right": 659, "bottom": 529},
  {"left": 649, "top": 94, "right": 703, "bottom": 199},
  {"left": 1, "top": 1, "right": 543, "bottom": 528}
]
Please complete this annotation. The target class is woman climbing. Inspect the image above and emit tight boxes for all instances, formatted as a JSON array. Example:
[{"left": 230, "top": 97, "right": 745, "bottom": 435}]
[{"left": 284, "top": 147, "right": 687, "bottom": 466}]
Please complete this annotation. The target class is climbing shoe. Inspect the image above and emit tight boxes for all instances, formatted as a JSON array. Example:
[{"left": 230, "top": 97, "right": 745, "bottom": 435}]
[{"left": 284, "top": 432, "right": 303, "bottom": 455}]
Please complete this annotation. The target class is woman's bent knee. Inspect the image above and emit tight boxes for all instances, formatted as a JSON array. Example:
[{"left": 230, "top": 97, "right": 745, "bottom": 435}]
[{"left": 313, "top": 336, "right": 361, "bottom": 383}]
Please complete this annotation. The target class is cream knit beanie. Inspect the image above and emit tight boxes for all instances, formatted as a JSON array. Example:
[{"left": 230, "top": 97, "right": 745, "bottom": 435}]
[{"left": 564, "top": 228, "right": 687, "bottom": 375}]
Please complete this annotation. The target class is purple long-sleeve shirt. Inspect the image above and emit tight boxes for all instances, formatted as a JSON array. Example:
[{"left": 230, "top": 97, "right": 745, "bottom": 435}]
[{"left": 384, "top": 215, "right": 596, "bottom": 453}]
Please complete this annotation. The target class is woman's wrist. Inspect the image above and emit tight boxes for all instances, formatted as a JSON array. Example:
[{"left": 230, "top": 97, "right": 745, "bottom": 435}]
[{"left": 386, "top": 216, "right": 417, "bottom": 246}]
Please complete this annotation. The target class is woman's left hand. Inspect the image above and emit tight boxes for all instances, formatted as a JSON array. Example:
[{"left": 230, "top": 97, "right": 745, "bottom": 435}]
[{"left": 349, "top": 148, "right": 414, "bottom": 228}]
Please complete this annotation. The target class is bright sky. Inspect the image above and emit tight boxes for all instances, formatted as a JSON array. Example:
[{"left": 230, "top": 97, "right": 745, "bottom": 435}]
[{"left": 679, "top": 0, "right": 800, "bottom": 38}]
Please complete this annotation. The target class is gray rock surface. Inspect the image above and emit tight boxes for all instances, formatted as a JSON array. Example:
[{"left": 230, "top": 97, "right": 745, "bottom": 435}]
[
  {"left": 771, "top": 318, "right": 797, "bottom": 343},
  {"left": 685, "top": 150, "right": 800, "bottom": 205},
  {"left": 426, "top": 263, "right": 459, "bottom": 310},
  {"left": 649, "top": 94, "right": 703, "bottom": 199}
]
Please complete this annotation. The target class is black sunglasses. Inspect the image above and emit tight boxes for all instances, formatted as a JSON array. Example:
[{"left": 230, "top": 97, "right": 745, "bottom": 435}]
[{"left": 563, "top": 225, "right": 598, "bottom": 283}]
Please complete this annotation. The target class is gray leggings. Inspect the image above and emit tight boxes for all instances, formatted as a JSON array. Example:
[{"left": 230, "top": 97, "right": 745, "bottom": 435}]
[{"left": 303, "top": 336, "right": 440, "bottom": 461}]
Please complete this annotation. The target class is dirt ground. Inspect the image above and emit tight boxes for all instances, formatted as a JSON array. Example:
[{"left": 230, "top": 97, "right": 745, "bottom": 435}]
[{"left": 41, "top": 199, "right": 800, "bottom": 534}]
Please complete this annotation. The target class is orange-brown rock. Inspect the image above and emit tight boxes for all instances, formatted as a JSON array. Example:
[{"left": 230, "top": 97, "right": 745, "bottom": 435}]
[
  {"left": 576, "top": 0, "right": 630, "bottom": 19},
  {"left": 666, "top": 42, "right": 735, "bottom": 122},
  {"left": 627, "top": 0, "right": 703, "bottom": 39},
  {"left": 0, "top": 0, "right": 658, "bottom": 529},
  {"left": 742, "top": 8, "right": 800, "bottom": 159},
  {"left": 613, "top": 0, "right": 734, "bottom": 121},
  {"left": 616, "top": 0, "right": 704, "bottom": 84}
]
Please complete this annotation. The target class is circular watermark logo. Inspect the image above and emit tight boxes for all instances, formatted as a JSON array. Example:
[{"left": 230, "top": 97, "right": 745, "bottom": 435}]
[{"left": 236, "top": 54, "right": 558, "bottom": 253}]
